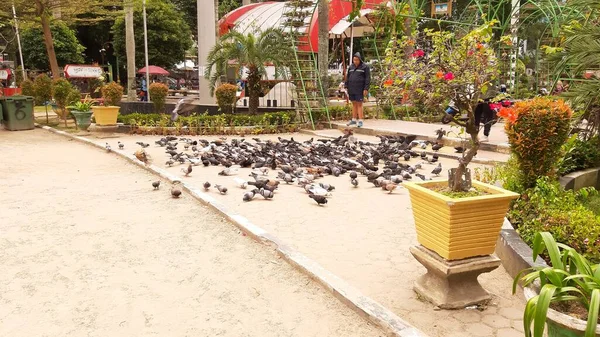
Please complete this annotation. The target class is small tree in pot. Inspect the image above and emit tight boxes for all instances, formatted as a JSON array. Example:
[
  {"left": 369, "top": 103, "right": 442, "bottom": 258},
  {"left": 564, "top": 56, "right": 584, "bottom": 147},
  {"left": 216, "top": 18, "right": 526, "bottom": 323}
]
[
  {"left": 384, "top": 21, "right": 504, "bottom": 192},
  {"left": 93, "top": 81, "right": 124, "bottom": 126}
]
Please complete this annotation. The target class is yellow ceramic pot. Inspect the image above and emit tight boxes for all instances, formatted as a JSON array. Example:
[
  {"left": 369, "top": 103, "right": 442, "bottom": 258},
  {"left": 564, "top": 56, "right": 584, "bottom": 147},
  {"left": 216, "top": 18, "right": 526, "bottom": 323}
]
[
  {"left": 403, "top": 180, "right": 519, "bottom": 260},
  {"left": 92, "top": 106, "right": 120, "bottom": 126}
]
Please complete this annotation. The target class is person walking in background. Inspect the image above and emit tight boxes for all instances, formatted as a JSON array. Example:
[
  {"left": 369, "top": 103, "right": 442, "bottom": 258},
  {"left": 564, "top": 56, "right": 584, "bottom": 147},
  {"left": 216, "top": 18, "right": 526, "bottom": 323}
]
[
  {"left": 345, "top": 52, "right": 371, "bottom": 128},
  {"left": 140, "top": 78, "right": 148, "bottom": 101}
]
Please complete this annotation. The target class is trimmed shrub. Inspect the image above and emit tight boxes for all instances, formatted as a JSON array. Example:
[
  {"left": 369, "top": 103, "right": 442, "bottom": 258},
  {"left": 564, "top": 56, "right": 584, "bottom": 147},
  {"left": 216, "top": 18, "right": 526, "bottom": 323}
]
[
  {"left": 215, "top": 83, "right": 237, "bottom": 114},
  {"left": 101, "top": 81, "right": 124, "bottom": 106},
  {"left": 21, "top": 79, "right": 35, "bottom": 97},
  {"left": 558, "top": 135, "right": 600, "bottom": 175},
  {"left": 66, "top": 88, "right": 82, "bottom": 107},
  {"left": 32, "top": 74, "right": 53, "bottom": 106},
  {"left": 118, "top": 111, "right": 296, "bottom": 128},
  {"left": 499, "top": 97, "right": 572, "bottom": 188},
  {"left": 52, "top": 78, "right": 74, "bottom": 122},
  {"left": 149, "top": 82, "right": 169, "bottom": 113}
]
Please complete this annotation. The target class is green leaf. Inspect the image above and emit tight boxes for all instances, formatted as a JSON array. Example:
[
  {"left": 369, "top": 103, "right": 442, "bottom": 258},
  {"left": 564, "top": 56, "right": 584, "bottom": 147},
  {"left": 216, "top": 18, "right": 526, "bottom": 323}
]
[
  {"left": 524, "top": 295, "right": 539, "bottom": 337},
  {"left": 585, "top": 289, "right": 599, "bottom": 337},
  {"left": 533, "top": 232, "right": 564, "bottom": 269},
  {"left": 534, "top": 284, "right": 556, "bottom": 337}
]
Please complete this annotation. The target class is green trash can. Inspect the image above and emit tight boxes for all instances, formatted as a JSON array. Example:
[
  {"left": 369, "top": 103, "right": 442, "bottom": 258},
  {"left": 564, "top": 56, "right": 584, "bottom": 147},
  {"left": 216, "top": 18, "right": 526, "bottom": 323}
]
[{"left": 1, "top": 95, "right": 35, "bottom": 131}]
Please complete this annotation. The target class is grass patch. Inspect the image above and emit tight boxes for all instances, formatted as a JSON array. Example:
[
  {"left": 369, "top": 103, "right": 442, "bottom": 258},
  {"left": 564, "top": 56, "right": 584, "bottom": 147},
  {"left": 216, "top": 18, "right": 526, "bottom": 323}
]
[{"left": 584, "top": 193, "right": 600, "bottom": 216}]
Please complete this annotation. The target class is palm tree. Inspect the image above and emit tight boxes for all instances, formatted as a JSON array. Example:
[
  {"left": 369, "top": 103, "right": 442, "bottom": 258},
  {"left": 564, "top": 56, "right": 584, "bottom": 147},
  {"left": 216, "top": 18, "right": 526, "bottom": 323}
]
[{"left": 204, "top": 27, "right": 293, "bottom": 114}]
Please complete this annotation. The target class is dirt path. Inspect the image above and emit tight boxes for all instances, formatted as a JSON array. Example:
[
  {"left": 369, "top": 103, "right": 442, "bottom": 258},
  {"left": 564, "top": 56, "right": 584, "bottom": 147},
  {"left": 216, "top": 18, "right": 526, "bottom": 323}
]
[{"left": 0, "top": 129, "right": 383, "bottom": 337}]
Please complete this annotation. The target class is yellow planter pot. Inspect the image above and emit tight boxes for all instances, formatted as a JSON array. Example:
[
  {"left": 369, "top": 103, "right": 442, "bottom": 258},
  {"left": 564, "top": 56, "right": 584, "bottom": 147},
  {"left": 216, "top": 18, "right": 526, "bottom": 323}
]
[
  {"left": 403, "top": 180, "right": 519, "bottom": 260},
  {"left": 92, "top": 106, "right": 120, "bottom": 126}
]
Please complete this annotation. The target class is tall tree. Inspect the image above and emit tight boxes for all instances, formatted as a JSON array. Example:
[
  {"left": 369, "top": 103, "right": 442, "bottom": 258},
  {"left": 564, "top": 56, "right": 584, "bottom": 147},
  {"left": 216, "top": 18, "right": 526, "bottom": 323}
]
[
  {"left": 318, "top": 0, "right": 329, "bottom": 95},
  {"left": 205, "top": 28, "right": 293, "bottom": 114},
  {"left": 125, "top": 0, "right": 136, "bottom": 100},
  {"left": 112, "top": 0, "right": 193, "bottom": 69},
  {"left": 35, "top": 0, "right": 60, "bottom": 78},
  {"left": 21, "top": 21, "right": 85, "bottom": 71}
]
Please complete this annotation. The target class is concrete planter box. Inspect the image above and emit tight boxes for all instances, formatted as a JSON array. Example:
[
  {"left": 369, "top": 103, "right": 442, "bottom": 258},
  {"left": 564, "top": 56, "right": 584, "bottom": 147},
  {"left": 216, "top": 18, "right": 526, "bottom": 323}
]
[
  {"left": 524, "top": 287, "right": 600, "bottom": 337},
  {"left": 559, "top": 167, "right": 600, "bottom": 191},
  {"left": 403, "top": 180, "right": 519, "bottom": 260}
]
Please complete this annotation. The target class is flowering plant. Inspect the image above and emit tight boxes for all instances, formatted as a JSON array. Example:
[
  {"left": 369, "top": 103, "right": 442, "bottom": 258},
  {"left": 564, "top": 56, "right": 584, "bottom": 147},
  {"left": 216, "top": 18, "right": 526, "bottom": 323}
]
[{"left": 382, "top": 21, "right": 500, "bottom": 191}]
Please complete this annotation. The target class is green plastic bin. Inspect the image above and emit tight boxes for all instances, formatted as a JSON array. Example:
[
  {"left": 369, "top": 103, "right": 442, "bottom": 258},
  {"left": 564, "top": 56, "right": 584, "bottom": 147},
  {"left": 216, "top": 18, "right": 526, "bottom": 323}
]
[{"left": 1, "top": 95, "right": 34, "bottom": 131}]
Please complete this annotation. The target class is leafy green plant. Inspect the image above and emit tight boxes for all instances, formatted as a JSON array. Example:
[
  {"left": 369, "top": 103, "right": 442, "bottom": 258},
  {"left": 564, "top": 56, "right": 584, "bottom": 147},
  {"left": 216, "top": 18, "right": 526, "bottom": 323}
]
[
  {"left": 52, "top": 78, "right": 75, "bottom": 126},
  {"left": 513, "top": 232, "right": 600, "bottom": 337},
  {"left": 215, "top": 83, "right": 237, "bottom": 114},
  {"left": 21, "top": 79, "right": 35, "bottom": 97},
  {"left": 68, "top": 95, "right": 95, "bottom": 112},
  {"left": 101, "top": 81, "right": 124, "bottom": 107},
  {"left": 33, "top": 74, "right": 53, "bottom": 106},
  {"left": 558, "top": 135, "right": 600, "bottom": 176},
  {"left": 500, "top": 98, "right": 573, "bottom": 189},
  {"left": 148, "top": 82, "right": 169, "bottom": 113},
  {"left": 508, "top": 177, "right": 600, "bottom": 262}
]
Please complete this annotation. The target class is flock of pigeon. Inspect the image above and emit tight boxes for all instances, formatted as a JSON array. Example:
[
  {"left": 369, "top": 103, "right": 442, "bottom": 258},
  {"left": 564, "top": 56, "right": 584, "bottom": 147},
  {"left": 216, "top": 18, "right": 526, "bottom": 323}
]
[{"left": 105, "top": 130, "right": 448, "bottom": 205}]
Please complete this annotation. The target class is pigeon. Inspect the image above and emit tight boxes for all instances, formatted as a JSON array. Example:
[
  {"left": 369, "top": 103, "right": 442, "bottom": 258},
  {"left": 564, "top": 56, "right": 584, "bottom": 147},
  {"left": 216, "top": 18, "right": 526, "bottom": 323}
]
[
  {"left": 233, "top": 177, "right": 248, "bottom": 189},
  {"left": 309, "top": 194, "right": 328, "bottom": 206},
  {"left": 351, "top": 178, "right": 359, "bottom": 187},
  {"left": 319, "top": 183, "right": 335, "bottom": 192},
  {"left": 136, "top": 142, "right": 150, "bottom": 148},
  {"left": 431, "top": 163, "right": 442, "bottom": 176},
  {"left": 432, "top": 143, "right": 443, "bottom": 151},
  {"left": 181, "top": 164, "right": 192, "bottom": 177},
  {"left": 134, "top": 150, "right": 150, "bottom": 165},
  {"left": 219, "top": 167, "right": 239, "bottom": 176},
  {"left": 215, "top": 184, "right": 228, "bottom": 194},
  {"left": 152, "top": 181, "right": 160, "bottom": 190},
  {"left": 203, "top": 182, "right": 211, "bottom": 191},
  {"left": 435, "top": 128, "right": 447, "bottom": 140},
  {"left": 171, "top": 186, "right": 182, "bottom": 198},
  {"left": 454, "top": 146, "right": 464, "bottom": 153},
  {"left": 416, "top": 173, "right": 427, "bottom": 181},
  {"left": 166, "top": 159, "right": 175, "bottom": 166},
  {"left": 258, "top": 188, "right": 274, "bottom": 199},
  {"left": 384, "top": 183, "right": 398, "bottom": 193},
  {"left": 349, "top": 171, "right": 358, "bottom": 179},
  {"left": 105, "top": 143, "right": 112, "bottom": 152},
  {"left": 243, "top": 190, "right": 257, "bottom": 202},
  {"left": 403, "top": 153, "right": 411, "bottom": 161},
  {"left": 118, "top": 141, "right": 124, "bottom": 150}
]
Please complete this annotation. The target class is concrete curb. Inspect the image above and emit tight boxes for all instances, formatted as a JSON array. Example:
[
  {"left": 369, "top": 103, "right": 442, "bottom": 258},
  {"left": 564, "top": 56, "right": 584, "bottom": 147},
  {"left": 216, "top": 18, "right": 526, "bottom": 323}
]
[
  {"left": 494, "top": 219, "right": 548, "bottom": 281},
  {"left": 559, "top": 167, "right": 600, "bottom": 191},
  {"left": 36, "top": 124, "right": 428, "bottom": 337},
  {"left": 329, "top": 123, "right": 511, "bottom": 154},
  {"left": 299, "top": 129, "right": 505, "bottom": 165}
]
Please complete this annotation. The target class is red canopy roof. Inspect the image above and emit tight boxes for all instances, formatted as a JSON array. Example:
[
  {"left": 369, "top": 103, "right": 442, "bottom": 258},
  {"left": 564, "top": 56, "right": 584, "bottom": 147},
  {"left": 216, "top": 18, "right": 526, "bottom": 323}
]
[{"left": 218, "top": 0, "right": 389, "bottom": 53}]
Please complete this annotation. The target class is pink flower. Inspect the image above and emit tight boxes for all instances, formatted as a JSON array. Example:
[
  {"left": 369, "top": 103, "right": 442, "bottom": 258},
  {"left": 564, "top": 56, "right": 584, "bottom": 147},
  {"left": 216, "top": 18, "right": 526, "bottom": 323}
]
[
  {"left": 443, "top": 72, "right": 454, "bottom": 81},
  {"left": 411, "top": 49, "right": 425, "bottom": 58}
]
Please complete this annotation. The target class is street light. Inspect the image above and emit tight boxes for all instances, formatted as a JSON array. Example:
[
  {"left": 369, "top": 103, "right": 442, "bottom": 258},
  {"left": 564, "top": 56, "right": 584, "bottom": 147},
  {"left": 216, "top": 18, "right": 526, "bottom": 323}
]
[{"left": 143, "top": 0, "right": 151, "bottom": 102}]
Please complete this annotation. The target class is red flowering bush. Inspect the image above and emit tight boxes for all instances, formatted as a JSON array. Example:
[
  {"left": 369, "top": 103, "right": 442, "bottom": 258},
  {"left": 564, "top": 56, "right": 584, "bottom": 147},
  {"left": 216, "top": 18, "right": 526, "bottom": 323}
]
[{"left": 502, "top": 97, "right": 572, "bottom": 188}]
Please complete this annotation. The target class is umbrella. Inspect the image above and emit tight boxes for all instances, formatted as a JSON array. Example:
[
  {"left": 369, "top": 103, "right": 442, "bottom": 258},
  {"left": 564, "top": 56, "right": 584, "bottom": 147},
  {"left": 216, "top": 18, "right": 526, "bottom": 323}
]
[{"left": 138, "top": 65, "right": 169, "bottom": 75}]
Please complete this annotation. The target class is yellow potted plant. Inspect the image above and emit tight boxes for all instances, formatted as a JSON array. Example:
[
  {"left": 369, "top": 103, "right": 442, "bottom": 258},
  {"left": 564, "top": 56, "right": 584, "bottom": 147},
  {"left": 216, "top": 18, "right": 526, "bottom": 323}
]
[
  {"left": 389, "top": 22, "right": 521, "bottom": 259},
  {"left": 92, "top": 81, "right": 123, "bottom": 125}
]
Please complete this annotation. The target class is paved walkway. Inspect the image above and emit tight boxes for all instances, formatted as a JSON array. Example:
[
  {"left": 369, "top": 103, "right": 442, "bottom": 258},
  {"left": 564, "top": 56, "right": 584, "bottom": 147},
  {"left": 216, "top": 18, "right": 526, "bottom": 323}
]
[
  {"left": 0, "top": 129, "right": 384, "bottom": 337},
  {"left": 330, "top": 119, "right": 510, "bottom": 151},
  {"left": 78, "top": 131, "right": 526, "bottom": 337}
]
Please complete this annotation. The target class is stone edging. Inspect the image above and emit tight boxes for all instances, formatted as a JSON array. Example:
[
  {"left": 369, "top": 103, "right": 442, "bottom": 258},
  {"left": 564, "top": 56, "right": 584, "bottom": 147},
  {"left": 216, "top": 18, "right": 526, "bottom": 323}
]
[
  {"left": 494, "top": 218, "right": 548, "bottom": 280},
  {"left": 36, "top": 124, "right": 428, "bottom": 337},
  {"left": 329, "top": 123, "right": 511, "bottom": 154},
  {"left": 559, "top": 167, "right": 600, "bottom": 191}
]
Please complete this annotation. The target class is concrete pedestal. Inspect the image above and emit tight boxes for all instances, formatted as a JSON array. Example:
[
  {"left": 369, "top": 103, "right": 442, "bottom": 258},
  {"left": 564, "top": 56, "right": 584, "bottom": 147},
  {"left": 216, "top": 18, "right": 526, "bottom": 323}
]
[{"left": 410, "top": 245, "right": 501, "bottom": 309}]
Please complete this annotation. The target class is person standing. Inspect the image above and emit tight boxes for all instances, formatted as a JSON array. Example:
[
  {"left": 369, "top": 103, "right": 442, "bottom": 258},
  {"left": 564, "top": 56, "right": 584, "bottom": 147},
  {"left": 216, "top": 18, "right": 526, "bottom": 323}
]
[
  {"left": 140, "top": 78, "right": 148, "bottom": 102},
  {"left": 345, "top": 52, "right": 370, "bottom": 128}
]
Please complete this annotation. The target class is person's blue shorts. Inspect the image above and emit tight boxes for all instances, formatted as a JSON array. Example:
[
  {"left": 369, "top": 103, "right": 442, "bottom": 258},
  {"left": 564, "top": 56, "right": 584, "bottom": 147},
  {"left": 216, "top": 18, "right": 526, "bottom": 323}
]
[{"left": 348, "top": 93, "right": 364, "bottom": 102}]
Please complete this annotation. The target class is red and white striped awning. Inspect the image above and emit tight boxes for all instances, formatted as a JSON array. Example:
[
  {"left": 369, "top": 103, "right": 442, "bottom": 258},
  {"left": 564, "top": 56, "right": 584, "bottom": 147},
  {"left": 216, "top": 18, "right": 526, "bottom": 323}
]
[{"left": 218, "top": 0, "right": 390, "bottom": 53}]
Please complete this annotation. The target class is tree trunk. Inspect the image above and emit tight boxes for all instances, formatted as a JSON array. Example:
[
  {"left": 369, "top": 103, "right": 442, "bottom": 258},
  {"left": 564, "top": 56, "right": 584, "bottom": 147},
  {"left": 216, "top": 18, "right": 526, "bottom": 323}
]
[
  {"left": 36, "top": 0, "right": 60, "bottom": 79},
  {"left": 247, "top": 66, "right": 261, "bottom": 114},
  {"left": 318, "top": 0, "right": 329, "bottom": 98},
  {"left": 125, "top": 1, "right": 137, "bottom": 101},
  {"left": 450, "top": 131, "right": 480, "bottom": 192}
]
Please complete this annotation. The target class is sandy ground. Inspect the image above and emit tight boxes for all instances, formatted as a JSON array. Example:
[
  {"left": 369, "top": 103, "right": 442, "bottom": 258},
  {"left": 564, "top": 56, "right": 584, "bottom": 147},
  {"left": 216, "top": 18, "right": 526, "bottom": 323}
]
[
  {"left": 0, "top": 129, "right": 384, "bottom": 337},
  {"left": 78, "top": 131, "right": 526, "bottom": 337}
]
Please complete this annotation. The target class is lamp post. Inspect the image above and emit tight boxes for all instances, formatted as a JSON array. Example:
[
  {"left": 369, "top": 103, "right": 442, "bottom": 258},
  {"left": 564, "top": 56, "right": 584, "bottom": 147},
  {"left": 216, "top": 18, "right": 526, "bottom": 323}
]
[
  {"left": 12, "top": 4, "right": 26, "bottom": 81},
  {"left": 143, "top": 0, "right": 151, "bottom": 102}
]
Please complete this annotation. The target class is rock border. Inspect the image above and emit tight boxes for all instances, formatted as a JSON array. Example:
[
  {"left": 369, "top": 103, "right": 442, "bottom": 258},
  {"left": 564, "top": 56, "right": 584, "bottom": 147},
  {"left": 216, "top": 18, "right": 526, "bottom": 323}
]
[
  {"left": 494, "top": 218, "right": 548, "bottom": 280},
  {"left": 36, "top": 124, "right": 427, "bottom": 337}
]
